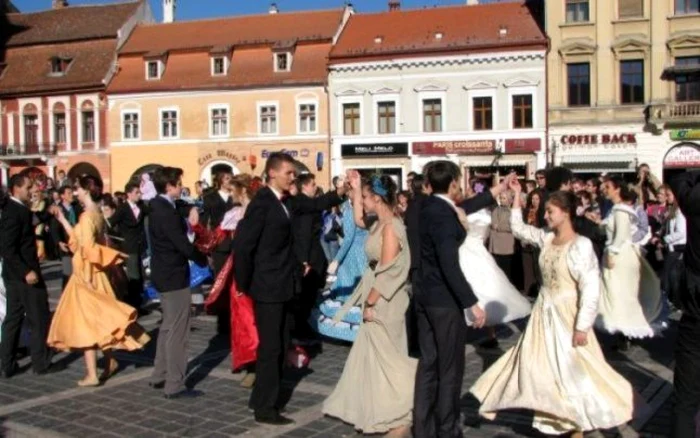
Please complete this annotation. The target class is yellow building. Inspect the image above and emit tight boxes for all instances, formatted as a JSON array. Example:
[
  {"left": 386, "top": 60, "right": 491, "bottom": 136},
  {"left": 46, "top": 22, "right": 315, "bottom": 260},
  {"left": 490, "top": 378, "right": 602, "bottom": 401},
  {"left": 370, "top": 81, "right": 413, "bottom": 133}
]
[
  {"left": 547, "top": 0, "right": 700, "bottom": 180},
  {"left": 107, "top": 7, "right": 352, "bottom": 192}
]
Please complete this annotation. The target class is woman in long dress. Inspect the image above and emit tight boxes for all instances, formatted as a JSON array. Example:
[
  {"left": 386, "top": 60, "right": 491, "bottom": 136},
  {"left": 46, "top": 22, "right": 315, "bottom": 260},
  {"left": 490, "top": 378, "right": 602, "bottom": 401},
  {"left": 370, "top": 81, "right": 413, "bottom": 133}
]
[
  {"left": 471, "top": 182, "right": 638, "bottom": 436},
  {"left": 47, "top": 175, "right": 150, "bottom": 387},
  {"left": 323, "top": 172, "right": 416, "bottom": 437},
  {"left": 595, "top": 176, "right": 664, "bottom": 340}
]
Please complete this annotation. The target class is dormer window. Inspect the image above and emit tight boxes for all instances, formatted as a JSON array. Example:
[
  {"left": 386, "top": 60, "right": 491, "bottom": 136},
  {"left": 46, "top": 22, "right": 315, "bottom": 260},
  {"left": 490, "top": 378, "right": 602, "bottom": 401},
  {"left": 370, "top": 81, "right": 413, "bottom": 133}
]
[
  {"left": 146, "top": 61, "right": 160, "bottom": 80},
  {"left": 211, "top": 56, "right": 228, "bottom": 76},
  {"left": 275, "top": 52, "right": 290, "bottom": 72},
  {"left": 49, "top": 56, "right": 72, "bottom": 76}
]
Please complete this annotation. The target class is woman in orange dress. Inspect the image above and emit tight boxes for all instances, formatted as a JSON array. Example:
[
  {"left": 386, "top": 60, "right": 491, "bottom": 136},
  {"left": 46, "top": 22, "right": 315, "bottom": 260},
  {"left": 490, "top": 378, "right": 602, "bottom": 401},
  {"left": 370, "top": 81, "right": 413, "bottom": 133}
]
[{"left": 48, "top": 175, "right": 150, "bottom": 387}]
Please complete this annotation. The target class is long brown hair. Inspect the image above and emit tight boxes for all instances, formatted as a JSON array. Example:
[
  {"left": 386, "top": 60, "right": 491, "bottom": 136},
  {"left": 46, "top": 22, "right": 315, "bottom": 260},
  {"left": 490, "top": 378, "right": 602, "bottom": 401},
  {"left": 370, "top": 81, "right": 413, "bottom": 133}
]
[{"left": 660, "top": 184, "right": 678, "bottom": 219}]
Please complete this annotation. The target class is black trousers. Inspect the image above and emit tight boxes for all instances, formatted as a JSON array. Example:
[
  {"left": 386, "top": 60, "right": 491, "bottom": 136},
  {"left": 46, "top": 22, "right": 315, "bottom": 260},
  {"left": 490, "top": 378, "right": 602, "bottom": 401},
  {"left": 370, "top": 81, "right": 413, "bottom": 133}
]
[
  {"left": 673, "top": 312, "right": 700, "bottom": 437},
  {"left": 292, "top": 269, "right": 323, "bottom": 337},
  {"left": 212, "top": 251, "right": 231, "bottom": 335},
  {"left": 124, "top": 252, "right": 144, "bottom": 310},
  {"left": 0, "top": 280, "right": 51, "bottom": 373},
  {"left": 250, "top": 301, "right": 291, "bottom": 416},
  {"left": 413, "top": 302, "right": 467, "bottom": 438}
]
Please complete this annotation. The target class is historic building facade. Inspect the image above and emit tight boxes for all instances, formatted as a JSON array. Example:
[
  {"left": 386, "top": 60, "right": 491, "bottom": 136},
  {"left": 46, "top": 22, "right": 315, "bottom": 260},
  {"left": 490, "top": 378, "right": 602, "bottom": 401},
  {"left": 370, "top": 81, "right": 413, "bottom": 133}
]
[
  {"left": 0, "top": 0, "right": 151, "bottom": 190},
  {"left": 106, "top": 6, "right": 352, "bottom": 192},
  {"left": 327, "top": 2, "right": 547, "bottom": 189},
  {"left": 547, "top": 0, "right": 700, "bottom": 181}
]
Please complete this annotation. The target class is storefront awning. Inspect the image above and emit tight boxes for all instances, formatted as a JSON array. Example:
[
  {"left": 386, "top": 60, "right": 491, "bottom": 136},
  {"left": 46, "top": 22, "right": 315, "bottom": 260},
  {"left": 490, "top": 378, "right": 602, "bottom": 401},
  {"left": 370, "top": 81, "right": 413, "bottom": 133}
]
[
  {"left": 460, "top": 155, "right": 531, "bottom": 168},
  {"left": 561, "top": 154, "right": 636, "bottom": 173}
]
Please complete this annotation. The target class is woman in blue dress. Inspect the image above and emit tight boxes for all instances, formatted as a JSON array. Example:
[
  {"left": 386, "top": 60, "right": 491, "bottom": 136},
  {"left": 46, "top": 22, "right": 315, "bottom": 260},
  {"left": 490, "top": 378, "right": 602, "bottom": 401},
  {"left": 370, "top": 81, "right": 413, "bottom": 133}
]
[{"left": 312, "top": 194, "right": 368, "bottom": 342}]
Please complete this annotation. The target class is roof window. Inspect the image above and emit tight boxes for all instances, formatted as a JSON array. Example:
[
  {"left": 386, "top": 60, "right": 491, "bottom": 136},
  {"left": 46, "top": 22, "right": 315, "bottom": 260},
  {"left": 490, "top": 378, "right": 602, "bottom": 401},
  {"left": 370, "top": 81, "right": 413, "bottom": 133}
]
[
  {"left": 374, "top": 36, "right": 383, "bottom": 44},
  {"left": 49, "top": 56, "right": 72, "bottom": 76},
  {"left": 146, "top": 60, "right": 162, "bottom": 80},
  {"left": 274, "top": 52, "right": 291, "bottom": 72},
  {"left": 435, "top": 32, "right": 443, "bottom": 40}
]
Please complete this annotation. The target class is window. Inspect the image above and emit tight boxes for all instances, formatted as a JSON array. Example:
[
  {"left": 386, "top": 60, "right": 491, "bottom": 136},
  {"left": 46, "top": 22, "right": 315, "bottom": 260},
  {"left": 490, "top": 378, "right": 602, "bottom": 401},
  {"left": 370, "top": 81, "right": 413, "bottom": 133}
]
[
  {"left": 82, "top": 110, "right": 95, "bottom": 143},
  {"left": 160, "top": 109, "right": 178, "bottom": 139},
  {"left": 54, "top": 113, "right": 66, "bottom": 144},
  {"left": 211, "top": 107, "right": 228, "bottom": 137},
  {"left": 259, "top": 105, "right": 277, "bottom": 134},
  {"left": 619, "top": 0, "right": 643, "bottom": 18},
  {"left": 275, "top": 53, "right": 290, "bottom": 72},
  {"left": 675, "top": 56, "right": 700, "bottom": 102},
  {"left": 675, "top": 0, "right": 700, "bottom": 15},
  {"left": 343, "top": 103, "right": 360, "bottom": 135},
  {"left": 212, "top": 57, "right": 226, "bottom": 76},
  {"left": 567, "top": 63, "right": 591, "bottom": 107},
  {"left": 122, "top": 112, "right": 139, "bottom": 140},
  {"left": 566, "top": 0, "right": 590, "bottom": 22},
  {"left": 377, "top": 101, "right": 396, "bottom": 134},
  {"left": 298, "top": 103, "right": 316, "bottom": 133},
  {"left": 512, "top": 95, "right": 533, "bottom": 129},
  {"left": 472, "top": 97, "right": 493, "bottom": 130},
  {"left": 24, "top": 115, "right": 38, "bottom": 146},
  {"left": 50, "top": 57, "right": 71, "bottom": 75},
  {"left": 146, "top": 61, "right": 160, "bottom": 80},
  {"left": 620, "top": 60, "right": 644, "bottom": 104},
  {"left": 422, "top": 99, "right": 442, "bottom": 132}
]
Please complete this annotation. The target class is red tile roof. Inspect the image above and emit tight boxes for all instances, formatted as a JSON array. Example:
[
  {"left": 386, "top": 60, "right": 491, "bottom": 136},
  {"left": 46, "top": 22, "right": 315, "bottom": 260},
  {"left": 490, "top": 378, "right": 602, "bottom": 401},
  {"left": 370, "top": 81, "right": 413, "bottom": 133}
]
[
  {"left": 2, "top": 1, "right": 141, "bottom": 47},
  {"left": 330, "top": 2, "right": 546, "bottom": 62},
  {"left": 0, "top": 39, "right": 117, "bottom": 96}
]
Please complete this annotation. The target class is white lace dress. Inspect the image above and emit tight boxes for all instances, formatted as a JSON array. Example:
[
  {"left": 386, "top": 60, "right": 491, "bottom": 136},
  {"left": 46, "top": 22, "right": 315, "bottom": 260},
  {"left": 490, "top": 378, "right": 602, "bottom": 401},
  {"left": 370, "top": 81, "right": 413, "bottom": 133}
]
[{"left": 457, "top": 209, "right": 531, "bottom": 326}]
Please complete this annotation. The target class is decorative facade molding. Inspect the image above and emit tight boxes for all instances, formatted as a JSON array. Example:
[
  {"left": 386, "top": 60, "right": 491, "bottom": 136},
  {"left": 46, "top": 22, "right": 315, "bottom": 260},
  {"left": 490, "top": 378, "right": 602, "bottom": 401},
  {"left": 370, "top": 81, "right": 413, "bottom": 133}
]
[
  {"left": 334, "top": 87, "right": 365, "bottom": 97},
  {"left": 611, "top": 34, "right": 651, "bottom": 56},
  {"left": 463, "top": 80, "right": 498, "bottom": 90},
  {"left": 369, "top": 85, "right": 401, "bottom": 95},
  {"left": 558, "top": 38, "right": 597, "bottom": 57},
  {"left": 503, "top": 77, "right": 540, "bottom": 88},
  {"left": 413, "top": 81, "right": 449, "bottom": 93}
]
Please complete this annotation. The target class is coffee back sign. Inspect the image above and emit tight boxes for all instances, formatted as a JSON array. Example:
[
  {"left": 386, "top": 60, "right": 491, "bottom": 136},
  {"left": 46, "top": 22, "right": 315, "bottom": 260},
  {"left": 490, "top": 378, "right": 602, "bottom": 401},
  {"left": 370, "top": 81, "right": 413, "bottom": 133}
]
[
  {"left": 341, "top": 143, "right": 409, "bottom": 157},
  {"left": 412, "top": 140, "right": 495, "bottom": 156},
  {"left": 560, "top": 133, "right": 637, "bottom": 150}
]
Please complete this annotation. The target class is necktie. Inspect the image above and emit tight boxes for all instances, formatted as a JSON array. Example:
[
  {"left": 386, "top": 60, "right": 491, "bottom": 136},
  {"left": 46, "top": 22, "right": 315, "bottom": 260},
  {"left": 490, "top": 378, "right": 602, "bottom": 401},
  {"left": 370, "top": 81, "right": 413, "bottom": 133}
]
[{"left": 132, "top": 203, "right": 140, "bottom": 219}]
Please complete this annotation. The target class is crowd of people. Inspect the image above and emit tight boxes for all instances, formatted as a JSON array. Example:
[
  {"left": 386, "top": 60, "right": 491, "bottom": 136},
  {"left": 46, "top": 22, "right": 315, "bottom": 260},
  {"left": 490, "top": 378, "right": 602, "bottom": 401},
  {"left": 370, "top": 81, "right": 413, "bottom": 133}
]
[{"left": 0, "top": 153, "right": 699, "bottom": 437}]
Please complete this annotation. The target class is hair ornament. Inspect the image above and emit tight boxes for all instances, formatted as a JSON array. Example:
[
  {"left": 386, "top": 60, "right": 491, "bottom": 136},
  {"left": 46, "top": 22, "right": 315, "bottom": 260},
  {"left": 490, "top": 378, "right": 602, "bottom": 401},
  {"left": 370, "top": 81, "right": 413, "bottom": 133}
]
[{"left": 371, "top": 176, "right": 388, "bottom": 197}]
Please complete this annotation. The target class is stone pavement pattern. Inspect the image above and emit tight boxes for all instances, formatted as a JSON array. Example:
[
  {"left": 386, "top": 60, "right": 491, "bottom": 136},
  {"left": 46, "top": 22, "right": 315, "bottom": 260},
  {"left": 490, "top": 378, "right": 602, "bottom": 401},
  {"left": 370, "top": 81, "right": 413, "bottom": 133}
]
[{"left": 0, "top": 262, "right": 676, "bottom": 437}]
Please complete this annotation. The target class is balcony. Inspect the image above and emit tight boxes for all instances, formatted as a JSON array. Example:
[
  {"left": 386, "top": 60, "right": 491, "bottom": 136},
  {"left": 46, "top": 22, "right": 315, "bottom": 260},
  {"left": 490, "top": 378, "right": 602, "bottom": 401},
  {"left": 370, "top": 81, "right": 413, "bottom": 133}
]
[
  {"left": 0, "top": 143, "right": 58, "bottom": 159},
  {"left": 645, "top": 101, "right": 700, "bottom": 133}
]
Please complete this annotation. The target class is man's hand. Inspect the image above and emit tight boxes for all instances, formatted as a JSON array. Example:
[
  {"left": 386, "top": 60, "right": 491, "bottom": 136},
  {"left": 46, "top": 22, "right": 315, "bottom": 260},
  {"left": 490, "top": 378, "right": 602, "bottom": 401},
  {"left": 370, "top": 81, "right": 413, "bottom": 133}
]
[
  {"left": 58, "top": 242, "right": 69, "bottom": 253},
  {"left": 573, "top": 330, "right": 588, "bottom": 347},
  {"left": 605, "top": 254, "right": 615, "bottom": 269},
  {"left": 303, "top": 263, "right": 311, "bottom": 277},
  {"left": 25, "top": 271, "right": 38, "bottom": 285},
  {"left": 468, "top": 304, "right": 486, "bottom": 329},
  {"left": 493, "top": 173, "right": 518, "bottom": 197}
]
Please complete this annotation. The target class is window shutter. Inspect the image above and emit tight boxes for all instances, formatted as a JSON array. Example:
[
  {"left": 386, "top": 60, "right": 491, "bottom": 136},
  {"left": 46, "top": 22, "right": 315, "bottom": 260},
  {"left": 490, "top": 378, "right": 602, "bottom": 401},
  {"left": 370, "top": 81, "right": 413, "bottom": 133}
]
[{"left": 619, "top": 0, "right": 643, "bottom": 18}]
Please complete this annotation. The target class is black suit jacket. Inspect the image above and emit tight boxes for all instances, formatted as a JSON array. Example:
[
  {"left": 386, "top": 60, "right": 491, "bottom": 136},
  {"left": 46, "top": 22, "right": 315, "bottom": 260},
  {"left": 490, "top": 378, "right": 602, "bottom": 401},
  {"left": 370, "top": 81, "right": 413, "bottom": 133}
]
[
  {"left": 234, "top": 187, "right": 342, "bottom": 303},
  {"left": 670, "top": 171, "right": 700, "bottom": 318},
  {"left": 0, "top": 199, "right": 44, "bottom": 285},
  {"left": 290, "top": 193, "right": 328, "bottom": 274},
  {"left": 148, "top": 196, "right": 207, "bottom": 293},
  {"left": 415, "top": 195, "right": 479, "bottom": 309},
  {"left": 109, "top": 201, "right": 148, "bottom": 255},
  {"left": 201, "top": 190, "right": 234, "bottom": 253}
]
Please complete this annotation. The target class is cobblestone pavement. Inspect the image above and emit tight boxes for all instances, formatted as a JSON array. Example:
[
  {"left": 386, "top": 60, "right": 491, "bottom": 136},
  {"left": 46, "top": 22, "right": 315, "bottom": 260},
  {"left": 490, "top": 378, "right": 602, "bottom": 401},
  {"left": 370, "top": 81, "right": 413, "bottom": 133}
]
[{"left": 0, "top": 261, "right": 677, "bottom": 437}]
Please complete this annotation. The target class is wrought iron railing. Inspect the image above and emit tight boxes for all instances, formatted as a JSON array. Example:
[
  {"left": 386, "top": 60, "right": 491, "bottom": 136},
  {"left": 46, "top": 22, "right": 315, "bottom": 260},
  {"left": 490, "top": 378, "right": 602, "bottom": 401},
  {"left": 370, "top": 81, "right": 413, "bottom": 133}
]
[{"left": 0, "top": 143, "right": 58, "bottom": 156}]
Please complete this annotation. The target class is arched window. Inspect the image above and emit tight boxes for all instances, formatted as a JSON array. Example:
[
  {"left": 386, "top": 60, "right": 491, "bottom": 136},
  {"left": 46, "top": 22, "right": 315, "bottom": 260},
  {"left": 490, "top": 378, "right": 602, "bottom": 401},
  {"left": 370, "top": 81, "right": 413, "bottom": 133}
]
[
  {"left": 53, "top": 102, "right": 67, "bottom": 145},
  {"left": 81, "top": 100, "right": 95, "bottom": 143},
  {"left": 22, "top": 104, "right": 39, "bottom": 147}
]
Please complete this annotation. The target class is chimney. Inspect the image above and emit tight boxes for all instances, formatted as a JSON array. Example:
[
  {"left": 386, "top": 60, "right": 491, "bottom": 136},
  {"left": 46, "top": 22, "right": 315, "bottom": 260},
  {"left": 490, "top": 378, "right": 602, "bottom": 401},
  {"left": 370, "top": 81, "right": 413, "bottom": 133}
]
[
  {"left": 52, "top": 0, "right": 68, "bottom": 9},
  {"left": 389, "top": 0, "right": 400, "bottom": 11},
  {"left": 466, "top": 0, "right": 479, "bottom": 5},
  {"left": 163, "top": 0, "right": 175, "bottom": 23},
  {"left": 269, "top": 3, "right": 278, "bottom": 14}
]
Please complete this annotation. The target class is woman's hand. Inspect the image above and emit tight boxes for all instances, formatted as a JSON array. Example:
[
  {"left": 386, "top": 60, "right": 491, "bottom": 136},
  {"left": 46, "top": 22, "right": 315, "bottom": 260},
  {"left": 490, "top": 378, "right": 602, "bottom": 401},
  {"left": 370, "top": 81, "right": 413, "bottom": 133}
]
[
  {"left": 508, "top": 175, "right": 522, "bottom": 194},
  {"left": 573, "top": 330, "right": 588, "bottom": 347},
  {"left": 362, "top": 306, "right": 375, "bottom": 322},
  {"left": 347, "top": 170, "right": 361, "bottom": 191}
]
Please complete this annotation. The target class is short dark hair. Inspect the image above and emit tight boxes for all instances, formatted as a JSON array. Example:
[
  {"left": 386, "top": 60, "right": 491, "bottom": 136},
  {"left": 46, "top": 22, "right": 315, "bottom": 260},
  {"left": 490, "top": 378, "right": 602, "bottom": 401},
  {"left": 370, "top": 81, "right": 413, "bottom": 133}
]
[
  {"left": 426, "top": 161, "right": 461, "bottom": 194},
  {"left": 77, "top": 175, "right": 104, "bottom": 202},
  {"left": 407, "top": 171, "right": 418, "bottom": 178},
  {"left": 545, "top": 166, "right": 573, "bottom": 192},
  {"left": 153, "top": 167, "right": 184, "bottom": 194},
  {"left": 535, "top": 169, "right": 546, "bottom": 178},
  {"left": 59, "top": 185, "right": 73, "bottom": 196},
  {"left": 332, "top": 176, "right": 341, "bottom": 188},
  {"left": 295, "top": 173, "right": 315, "bottom": 192},
  {"left": 125, "top": 181, "right": 140, "bottom": 194},
  {"left": 410, "top": 174, "right": 425, "bottom": 195},
  {"left": 264, "top": 152, "right": 295, "bottom": 176},
  {"left": 58, "top": 170, "right": 66, "bottom": 176},
  {"left": 8, "top": 173, "right": 30, "bottom": 194}
]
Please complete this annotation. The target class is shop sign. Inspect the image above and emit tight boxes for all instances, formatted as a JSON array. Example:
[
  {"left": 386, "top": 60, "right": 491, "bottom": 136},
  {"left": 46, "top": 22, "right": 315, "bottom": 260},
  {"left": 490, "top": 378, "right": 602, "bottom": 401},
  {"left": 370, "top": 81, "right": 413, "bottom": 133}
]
[
  {"left": 670, "top": 129, "right": 700, "bottom": 141},
  {"left": 341, "top": 143, "right": 409, "bottom": 157},
  {"left": 261, "top": 148, "right": 310, "bottom": 159},
  {"left": 559, "top": 133, "right": 637, "bottom": 150},
  {"left": 504, "top": 138, "right": 541, "bottom": 154},
  {"left": 664, "top": 143, "right": 700, "bottom": 168},
  {"left": 198, "top": 149, "right": 244, "bottom": 166},
  {"left": 412, "top": 140, "right": 495, "bottom": 156}
]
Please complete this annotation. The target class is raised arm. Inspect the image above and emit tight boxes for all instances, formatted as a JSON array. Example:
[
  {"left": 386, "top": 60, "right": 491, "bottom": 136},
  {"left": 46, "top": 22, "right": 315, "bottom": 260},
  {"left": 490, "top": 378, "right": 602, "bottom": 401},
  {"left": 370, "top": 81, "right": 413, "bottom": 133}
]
[{"left": 508, "top": 178, "right": 546, "bottom": 248}]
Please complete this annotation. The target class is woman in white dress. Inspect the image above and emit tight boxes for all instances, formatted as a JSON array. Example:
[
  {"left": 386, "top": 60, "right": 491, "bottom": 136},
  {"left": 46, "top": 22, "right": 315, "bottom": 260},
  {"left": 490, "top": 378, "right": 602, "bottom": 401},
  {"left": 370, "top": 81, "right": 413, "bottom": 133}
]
[
  {"left": 471, "top": 182, "right": 639, "bottom": 436},
  {"left": 595, "top": 176, "right": 664, "bottom": 340}
]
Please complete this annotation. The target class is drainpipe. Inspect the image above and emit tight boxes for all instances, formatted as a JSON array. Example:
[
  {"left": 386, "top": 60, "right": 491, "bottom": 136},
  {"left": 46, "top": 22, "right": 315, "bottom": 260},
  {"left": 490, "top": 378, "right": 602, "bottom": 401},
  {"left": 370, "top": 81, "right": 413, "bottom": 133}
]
[
  {"left": 324, "top": 78, "right": 332, "bottom": 189},
  {"left": 545, "top": 35, "right": 552, "bottom": 169}
]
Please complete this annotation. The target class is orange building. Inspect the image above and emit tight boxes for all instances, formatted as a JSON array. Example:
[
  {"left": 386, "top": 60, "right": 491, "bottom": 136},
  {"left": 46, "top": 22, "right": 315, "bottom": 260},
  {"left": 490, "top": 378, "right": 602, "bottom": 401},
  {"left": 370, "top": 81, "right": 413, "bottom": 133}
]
[
  {"left": 106, "top": 6, "right": 352, "bottom": 192},
  {"left": 0, "top": 0, "right": 151, "bottom": 190}
]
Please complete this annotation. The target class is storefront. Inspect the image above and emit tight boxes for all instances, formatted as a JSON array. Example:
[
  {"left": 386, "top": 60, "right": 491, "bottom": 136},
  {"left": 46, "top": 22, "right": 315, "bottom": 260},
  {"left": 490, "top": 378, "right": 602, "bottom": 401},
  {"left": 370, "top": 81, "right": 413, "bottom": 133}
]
[
  {"left": 553, "top": 130, "right": 639, "bottom": 179},
  {"left": 663, "top": 131, "right": 700, "bottom": 181},
  {"left": 339, "top": 143, "right": 410, "bottom": 190}
]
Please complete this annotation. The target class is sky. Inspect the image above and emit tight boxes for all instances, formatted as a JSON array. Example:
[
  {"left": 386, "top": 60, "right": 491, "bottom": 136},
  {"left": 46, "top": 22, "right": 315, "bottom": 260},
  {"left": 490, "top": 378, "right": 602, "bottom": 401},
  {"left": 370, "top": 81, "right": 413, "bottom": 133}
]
[{"left": 14, "top": 0, "right": 508, "bottom": 21}]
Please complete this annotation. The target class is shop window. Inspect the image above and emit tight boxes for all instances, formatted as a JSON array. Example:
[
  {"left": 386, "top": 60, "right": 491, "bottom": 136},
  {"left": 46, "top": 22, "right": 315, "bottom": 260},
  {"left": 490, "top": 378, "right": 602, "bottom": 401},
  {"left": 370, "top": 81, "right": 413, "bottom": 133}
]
[
  {"left": 675, "top": 0, "right": 700, "bottom": 15},
  {"left": 422, "top": 98, "right": 442, "bottom": 133},
  {"left": 24, "top": 114, "right": 38, "bottom": 146},
  {"left": 675, "top": 57, "right": 700, "bottom": 102},
  {"left": 567, "top": 62, "right": 591, "bottom": 107},
  {"left": 472, "top": 96, "right": 493, "bottom": 131},
  {"left": 620, "top": 60, "right": 644, "bottom": 104},
  {"left": 377, "top": 101, "right": 396, "bottom": 134},
  {"left": 259, "top": 105, "right": 277, "bottom": 134},
  {"left": 512, "top": 95, "right": 533, "bottom": 129},
  {"left": 54, "top": 112, "right": 66, "bottom": 144},
  {"left": 160, "top": 109, "right": 178, "bottom": 139},
  {"left": 82, "top": 110, "right": 95, "bottom": 143},
  {"left": 566, "top": 0, "right": 589, "bottom": 23},
  {"left": 343, "top": 103, "right": 360, "bottom": 136},
  {"left": 123, "top": 111, "right": 140, "bottom": 140},
  {"left": 619, "top": 0, "right": 643, "bottom": 18},
  {"left": 298, "top": 103, "right": 316, "bottom": 134}
]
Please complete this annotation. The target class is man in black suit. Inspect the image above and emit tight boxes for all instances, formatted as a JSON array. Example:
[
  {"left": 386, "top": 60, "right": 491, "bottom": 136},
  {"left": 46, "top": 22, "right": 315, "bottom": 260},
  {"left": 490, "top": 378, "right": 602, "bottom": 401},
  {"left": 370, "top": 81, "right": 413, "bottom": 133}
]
[
  {"left": 234, "top": 153, "right": 344, "bottom": 425},
  {"left": 148, "top": 167, "right": 208, "bottom": 399},
  {"left": 414, "top": 161, "right": 515, "bottom": 438},
  {"left": 108, "top": 182, "right": 148, "bottom": 311},
  {"left": 50, "top": 185, "right": 82, "bottom": 289},
  {"left": 0, "top": 174, "right": 61, "bottom": 377}
]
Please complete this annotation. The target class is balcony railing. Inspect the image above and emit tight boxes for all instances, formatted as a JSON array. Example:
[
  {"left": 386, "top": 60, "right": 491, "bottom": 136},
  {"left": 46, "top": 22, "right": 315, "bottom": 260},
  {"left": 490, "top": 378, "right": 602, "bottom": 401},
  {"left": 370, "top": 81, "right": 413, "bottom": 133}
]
[
  {"left": 0, "top": 143, "right": 58, "bottom": 157},
  {"left": 647, "top": 101, "right": 700, "bottom": 125}
]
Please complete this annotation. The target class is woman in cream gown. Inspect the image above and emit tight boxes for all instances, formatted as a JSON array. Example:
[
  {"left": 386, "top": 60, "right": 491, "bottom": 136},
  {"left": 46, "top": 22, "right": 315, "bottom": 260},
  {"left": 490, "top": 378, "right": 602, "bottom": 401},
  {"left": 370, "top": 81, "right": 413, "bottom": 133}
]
[
  {"left": 471, "top": 184, "right": 638, "bottom": 436},
  {"left": 323, "top": 172, "right": 416, "bottom": 437}
]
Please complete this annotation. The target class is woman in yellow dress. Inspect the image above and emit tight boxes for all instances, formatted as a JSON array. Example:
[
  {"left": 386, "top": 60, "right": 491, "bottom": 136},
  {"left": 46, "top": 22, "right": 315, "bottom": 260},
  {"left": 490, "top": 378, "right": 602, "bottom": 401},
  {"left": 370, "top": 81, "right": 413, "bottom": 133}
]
[{"left": 48, "top": 175, "right": 149, "bottom": 387}]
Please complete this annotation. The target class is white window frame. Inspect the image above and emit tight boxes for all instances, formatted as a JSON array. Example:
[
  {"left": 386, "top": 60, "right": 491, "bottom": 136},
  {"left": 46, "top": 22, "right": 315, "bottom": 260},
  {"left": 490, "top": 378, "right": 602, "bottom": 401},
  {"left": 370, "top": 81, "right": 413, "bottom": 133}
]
[
  {"left": 210, "top": 56, "right": 229, "bottom": 77},
  {"left": 338, "top": 97, "right": 363, "bottom": 137},
  {"left": 145, "top": 60, "right": 162, "bottom": 80},
  {"left": 507, "top": 86, "right": 538, "bottom": 130},
  {"left": 273, "top": 52, "right": 292, "bottom": 73},
  {"left": 159, "top": 106, "right": 180, "bottom": 140},
  {"left": 467, "top": 89, "right": 497, "bottom": 131},
  {"left": 296, "top": 99, "right": 319, "bottom": 135},
  {"left": 121, "top": 109, "right": 141, "bottom": 141},
  {"left": 418, "top": 91, "right": 446, "bottom": 133},
  {"left": 208, "top": 104, "right": 230, "bottom": 138},
  {"left": 372, "top": 94, "right": 400, "bottom": 135},
  {"left": 257, "top": 101, "right": 279, "bottom": 136}
]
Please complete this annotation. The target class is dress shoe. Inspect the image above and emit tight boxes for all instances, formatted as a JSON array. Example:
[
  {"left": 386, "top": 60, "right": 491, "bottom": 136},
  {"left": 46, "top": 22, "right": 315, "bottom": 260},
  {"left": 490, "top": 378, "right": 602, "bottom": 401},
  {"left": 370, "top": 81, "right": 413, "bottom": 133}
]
[
  {"left": 254, "top": 412, "right": 294, "bottom": 426},
  {"left": 33, "top": 362, "right": 66, "bottom": 376},
  {"left": 1, "top": 364, "right": 19, "bottom": 379},
  {"left": 163, "top": 389, "right": 204, "bottom": 400},
  {"left": 149, "top": 381, "right": 165, "bottom": 390}
]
